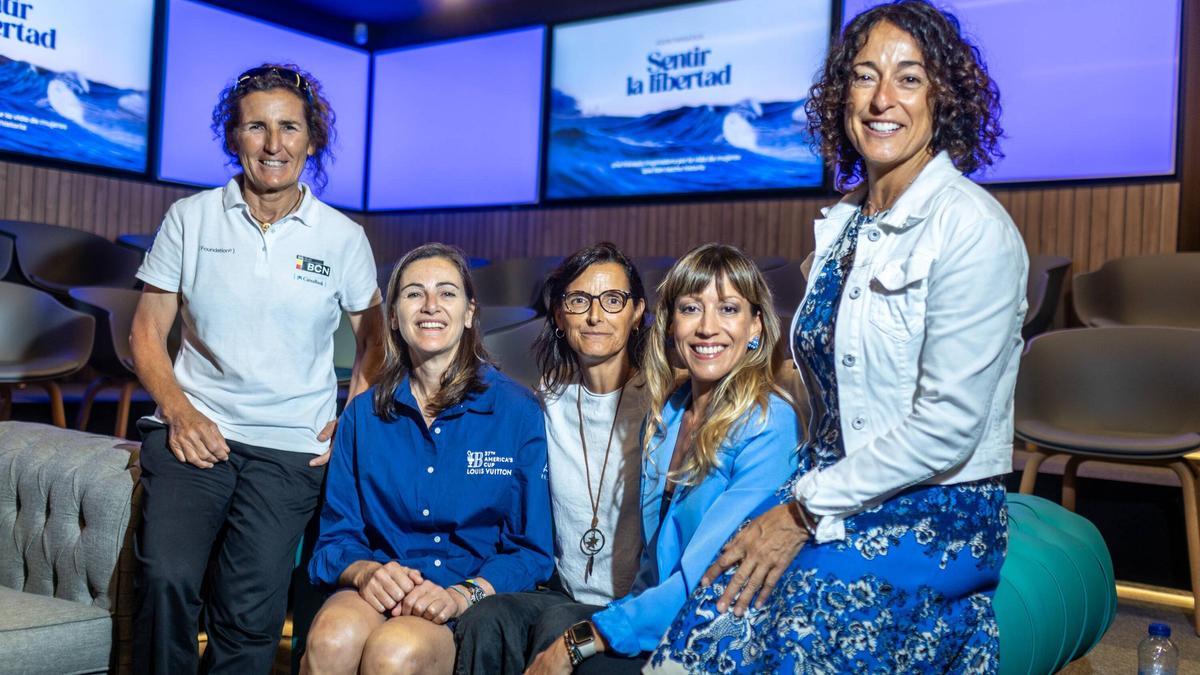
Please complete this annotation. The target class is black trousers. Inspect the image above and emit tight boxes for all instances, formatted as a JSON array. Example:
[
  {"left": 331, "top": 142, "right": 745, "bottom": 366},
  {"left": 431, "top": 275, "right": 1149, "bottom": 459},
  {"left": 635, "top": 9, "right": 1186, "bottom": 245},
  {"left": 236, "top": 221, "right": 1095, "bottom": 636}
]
[
  {"left": 133, "top": 422, "right": 325, "bottom": 674},
  {"left": 454, "top": 587, "right": 649, "bottom": 675}
]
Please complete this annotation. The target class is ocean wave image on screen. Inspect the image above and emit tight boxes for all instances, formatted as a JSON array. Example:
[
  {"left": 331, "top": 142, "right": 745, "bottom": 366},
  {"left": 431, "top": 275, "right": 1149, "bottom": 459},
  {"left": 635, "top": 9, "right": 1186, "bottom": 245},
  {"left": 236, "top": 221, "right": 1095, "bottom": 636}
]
[
  {"left": 0, "top": 55, "right": 148, "bottom": 171},
  {"left": 546, "top": 89, "right": 822, "bottom": 198}
]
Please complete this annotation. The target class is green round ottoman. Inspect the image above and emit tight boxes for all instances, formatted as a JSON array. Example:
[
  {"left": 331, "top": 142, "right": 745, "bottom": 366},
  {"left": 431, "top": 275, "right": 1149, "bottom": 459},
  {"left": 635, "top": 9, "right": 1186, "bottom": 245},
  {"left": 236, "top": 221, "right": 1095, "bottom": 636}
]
[{"left": 996, "top": 493, "right": 1117, "bottom": 674}]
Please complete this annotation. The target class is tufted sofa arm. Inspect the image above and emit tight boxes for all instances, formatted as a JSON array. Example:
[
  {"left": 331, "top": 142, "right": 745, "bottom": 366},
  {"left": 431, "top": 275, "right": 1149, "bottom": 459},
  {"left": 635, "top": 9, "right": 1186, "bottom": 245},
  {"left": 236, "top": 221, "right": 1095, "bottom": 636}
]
[{"left": 0, "top": 420, "right": 141, "bottom": 673}]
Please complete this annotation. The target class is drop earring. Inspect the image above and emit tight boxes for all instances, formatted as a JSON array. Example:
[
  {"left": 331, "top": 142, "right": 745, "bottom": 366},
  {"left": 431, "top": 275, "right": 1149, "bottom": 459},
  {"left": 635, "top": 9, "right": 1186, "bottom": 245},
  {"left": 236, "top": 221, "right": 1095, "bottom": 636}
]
[{"left": 747, "top": 335, "right": 761, "bottom": 350}]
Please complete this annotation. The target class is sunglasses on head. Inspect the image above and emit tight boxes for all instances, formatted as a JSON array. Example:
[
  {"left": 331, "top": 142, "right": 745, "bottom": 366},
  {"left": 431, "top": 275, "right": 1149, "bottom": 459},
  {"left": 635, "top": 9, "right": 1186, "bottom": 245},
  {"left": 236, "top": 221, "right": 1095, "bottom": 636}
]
[{"left": 236, "top": 66, "right": 313, "bottom": 104}]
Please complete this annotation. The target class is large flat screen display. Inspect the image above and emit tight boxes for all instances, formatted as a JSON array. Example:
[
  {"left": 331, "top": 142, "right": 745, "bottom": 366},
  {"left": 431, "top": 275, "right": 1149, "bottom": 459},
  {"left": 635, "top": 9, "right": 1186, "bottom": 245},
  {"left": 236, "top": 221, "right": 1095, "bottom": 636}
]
[
  {"left": 843, "top": 0, "right": 1182, "bottom": 183},
  {"left": 158, "top": 0, "right": 369, "bottom": 209},
  {"left": 0, "top": 0, "right": 154, "bottom": 172},
  {"left": 368, "top": 26, "right": 545, "bottom": 211},
  {"left": 546, "top": 0, "right": 832, "bottom": 199}
]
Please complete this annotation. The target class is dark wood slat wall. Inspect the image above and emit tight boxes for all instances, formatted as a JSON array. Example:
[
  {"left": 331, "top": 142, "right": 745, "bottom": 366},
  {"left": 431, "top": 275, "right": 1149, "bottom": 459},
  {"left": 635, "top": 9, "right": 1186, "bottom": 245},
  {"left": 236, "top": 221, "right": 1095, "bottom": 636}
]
[
  {"left": 362, "top": 182, "right": 1181, "bottom": 273},
  {"left": 0, "top": 158, "right": 1182, "bottom": 275},
  {"left": 0, "top": 160, "right": 196, "bottom": 239}
]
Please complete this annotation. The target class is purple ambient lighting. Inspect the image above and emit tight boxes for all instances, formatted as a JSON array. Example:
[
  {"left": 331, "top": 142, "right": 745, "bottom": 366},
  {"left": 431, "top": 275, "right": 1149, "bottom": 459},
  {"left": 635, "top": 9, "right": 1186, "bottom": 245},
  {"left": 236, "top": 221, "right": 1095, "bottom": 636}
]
[
  {"left": 367, "top": 26, "right": 546, "bottom": 210},
  {"left": 842, "top": 0, "right": 1181, "bottom": 183},
  {"left": 158, "top": 0, "right": 369, "bottom": 209}
]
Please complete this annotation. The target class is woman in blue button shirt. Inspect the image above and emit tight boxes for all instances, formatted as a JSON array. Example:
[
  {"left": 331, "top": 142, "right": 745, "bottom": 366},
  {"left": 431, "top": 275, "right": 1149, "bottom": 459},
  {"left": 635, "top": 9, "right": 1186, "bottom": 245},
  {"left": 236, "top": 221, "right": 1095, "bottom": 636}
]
[
  {"left": 525, "top": 243, "right": 801, "bottom": 673},
  {"left": 302, "top": 243, "right": 554, "bottom": 675}
]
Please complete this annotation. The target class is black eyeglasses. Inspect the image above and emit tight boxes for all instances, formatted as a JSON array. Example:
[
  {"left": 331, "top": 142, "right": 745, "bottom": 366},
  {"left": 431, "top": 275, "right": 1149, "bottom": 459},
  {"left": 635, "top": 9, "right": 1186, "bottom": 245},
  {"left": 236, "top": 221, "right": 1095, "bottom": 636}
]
[
  {"left": 236, "top": 66, "right": 313, "bottom": 103},
  {"left": 562, "top": 290, "right": 633, "bottom": 315}
]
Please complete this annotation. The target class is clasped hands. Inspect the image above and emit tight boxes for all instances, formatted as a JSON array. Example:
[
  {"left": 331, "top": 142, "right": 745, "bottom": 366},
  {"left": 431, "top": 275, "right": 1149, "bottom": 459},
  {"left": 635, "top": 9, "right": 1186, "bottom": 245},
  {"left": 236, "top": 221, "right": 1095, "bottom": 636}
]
[{"left": 352, "top": 560, "right": 467, "bottom": 624}]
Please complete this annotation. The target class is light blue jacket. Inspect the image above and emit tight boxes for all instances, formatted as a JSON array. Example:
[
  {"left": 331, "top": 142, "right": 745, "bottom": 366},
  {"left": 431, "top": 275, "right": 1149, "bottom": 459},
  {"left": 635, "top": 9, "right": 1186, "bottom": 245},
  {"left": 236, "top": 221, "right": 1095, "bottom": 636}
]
[{"left": 591, "top": 383, "right": 800, "bottom": 656}]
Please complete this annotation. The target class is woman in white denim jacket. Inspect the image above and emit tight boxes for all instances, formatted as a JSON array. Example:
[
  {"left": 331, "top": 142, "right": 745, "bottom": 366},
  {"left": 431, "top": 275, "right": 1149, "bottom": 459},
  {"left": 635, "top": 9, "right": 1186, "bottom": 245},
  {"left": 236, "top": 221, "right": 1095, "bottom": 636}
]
[{"left": 647, "top": 2, "right": 1027, "bottom": 672}]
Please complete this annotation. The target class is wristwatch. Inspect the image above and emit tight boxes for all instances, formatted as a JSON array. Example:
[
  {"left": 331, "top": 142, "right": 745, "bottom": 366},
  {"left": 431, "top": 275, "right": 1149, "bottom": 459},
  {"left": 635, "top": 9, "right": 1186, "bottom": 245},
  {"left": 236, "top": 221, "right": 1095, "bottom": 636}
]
[
  {"left": 563, "top": 620, "right": 598, "bottom": 666},
  {"left": 459, "top": 578, "right": 487, "bottom": 606}
]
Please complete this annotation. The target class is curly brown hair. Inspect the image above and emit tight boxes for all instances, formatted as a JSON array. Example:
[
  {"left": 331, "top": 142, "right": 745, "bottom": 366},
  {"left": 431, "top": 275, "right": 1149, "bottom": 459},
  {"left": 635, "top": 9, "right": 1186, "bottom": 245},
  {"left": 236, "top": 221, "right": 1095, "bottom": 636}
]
[
  {"left": 805, "top": 1, "right": 1002, "bottom": 190},
  {"left": 211, "top": 63, "right": 337, "bottom": 192}
]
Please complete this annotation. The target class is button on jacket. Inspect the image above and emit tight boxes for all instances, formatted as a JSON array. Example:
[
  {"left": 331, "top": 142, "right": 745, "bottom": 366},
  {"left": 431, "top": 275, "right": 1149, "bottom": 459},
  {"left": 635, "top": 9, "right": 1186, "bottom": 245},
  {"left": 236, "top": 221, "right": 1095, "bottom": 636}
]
[
  {"left": 591, "top": 384, "right": 800, "bottom": 656},
  {"left": 791, "top": 152, "right": 1028, "bottom": 543},
  {"left": 308, "top": 367, "right": 554, "bottom": 592}
]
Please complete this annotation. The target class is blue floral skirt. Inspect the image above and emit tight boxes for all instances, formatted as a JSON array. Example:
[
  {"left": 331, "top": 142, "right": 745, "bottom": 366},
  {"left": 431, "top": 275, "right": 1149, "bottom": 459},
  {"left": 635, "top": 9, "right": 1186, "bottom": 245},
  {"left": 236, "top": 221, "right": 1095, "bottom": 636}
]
[{"left": 648, "top": 472, "right": 1007, "bottom": 674}]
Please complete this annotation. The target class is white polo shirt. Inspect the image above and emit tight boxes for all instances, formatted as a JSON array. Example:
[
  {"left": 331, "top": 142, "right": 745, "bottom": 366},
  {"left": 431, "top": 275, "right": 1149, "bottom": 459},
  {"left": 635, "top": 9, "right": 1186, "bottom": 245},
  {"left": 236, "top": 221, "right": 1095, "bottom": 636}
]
[{"left": 137, "top": 179, "right": 378, "bottom": 455}]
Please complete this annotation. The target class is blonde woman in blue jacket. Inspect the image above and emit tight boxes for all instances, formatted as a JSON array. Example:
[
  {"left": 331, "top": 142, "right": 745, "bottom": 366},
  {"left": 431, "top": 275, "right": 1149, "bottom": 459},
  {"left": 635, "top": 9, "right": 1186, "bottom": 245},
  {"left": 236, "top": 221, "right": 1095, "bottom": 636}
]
[{"left": 524, "top": 244, "right": 801, "bottom": 674}]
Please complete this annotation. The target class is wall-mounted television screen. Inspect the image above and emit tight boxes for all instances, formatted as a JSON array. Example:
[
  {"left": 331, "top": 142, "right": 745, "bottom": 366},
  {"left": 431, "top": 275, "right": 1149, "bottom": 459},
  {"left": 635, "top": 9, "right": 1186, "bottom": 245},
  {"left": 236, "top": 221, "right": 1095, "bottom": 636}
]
[
  {"left": 368, "top": 26, "right": 545, "bottom": 211},
  {"left": 545, "top": 0, "right": 832, "bottom": 200},
  {"left": 158, "top": 0, "right": 369, "bottom": 209},
  {"left": 842, "top": 0, "right": 1182, "bottom": 183},
  {"left": 0, "top": 0, "right": 155, "bottom": 172}
]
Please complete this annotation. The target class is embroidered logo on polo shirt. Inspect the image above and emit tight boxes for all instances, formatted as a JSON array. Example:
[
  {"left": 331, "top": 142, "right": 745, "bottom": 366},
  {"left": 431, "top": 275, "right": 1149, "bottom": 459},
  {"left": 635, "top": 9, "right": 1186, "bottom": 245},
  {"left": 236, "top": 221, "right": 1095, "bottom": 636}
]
[
  {"left": 295, "top": 255, "right": 331, "bottom": 277},
  {"left": 200, "top": 246, "right": 234, "bottom": 254},
  {"left": 466, "top": 450, "right": 514, "bottom": 476}
]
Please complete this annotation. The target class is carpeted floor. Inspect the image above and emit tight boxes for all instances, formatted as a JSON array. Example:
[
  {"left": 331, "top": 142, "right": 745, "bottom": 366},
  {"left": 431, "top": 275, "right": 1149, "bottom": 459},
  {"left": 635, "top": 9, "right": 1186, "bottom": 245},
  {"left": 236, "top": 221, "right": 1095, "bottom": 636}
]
[{"left": 1064, "top": 600, "right": 1199, "bottom": 674}]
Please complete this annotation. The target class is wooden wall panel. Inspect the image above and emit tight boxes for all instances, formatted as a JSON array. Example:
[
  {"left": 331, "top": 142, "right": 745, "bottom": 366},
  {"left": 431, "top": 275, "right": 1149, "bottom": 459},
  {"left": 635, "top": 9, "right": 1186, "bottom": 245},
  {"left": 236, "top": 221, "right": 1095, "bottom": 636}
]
[
  {"left": 362, "top": 182, "right": 1180, "bottom": 274},
  {"left": 0, "top": 160, "right": 196, "bottom": 238},
  {"left": 0, "top": 157, "right": 1182, "bottom": 277}
]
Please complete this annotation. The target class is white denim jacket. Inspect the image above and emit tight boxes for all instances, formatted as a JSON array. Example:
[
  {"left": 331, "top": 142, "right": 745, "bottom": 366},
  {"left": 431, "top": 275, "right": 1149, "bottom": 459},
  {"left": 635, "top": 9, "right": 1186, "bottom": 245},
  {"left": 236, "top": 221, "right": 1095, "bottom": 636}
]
[{"left": 791, "top": 152, "right": 1028, "bottom": 543}]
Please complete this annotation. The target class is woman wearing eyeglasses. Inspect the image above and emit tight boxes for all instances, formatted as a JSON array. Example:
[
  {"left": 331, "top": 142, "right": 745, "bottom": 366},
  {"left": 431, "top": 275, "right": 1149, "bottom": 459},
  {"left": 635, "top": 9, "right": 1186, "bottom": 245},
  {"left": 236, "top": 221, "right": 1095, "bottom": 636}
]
[
  {"left": 130, "top": 64, "right": 383, "bottom": 673},
  {"left": 522, "top": 244, "right": 801, "bottom": 673},
  {"left": 454, "top": 242, "right": 651, "bottom": 674}
]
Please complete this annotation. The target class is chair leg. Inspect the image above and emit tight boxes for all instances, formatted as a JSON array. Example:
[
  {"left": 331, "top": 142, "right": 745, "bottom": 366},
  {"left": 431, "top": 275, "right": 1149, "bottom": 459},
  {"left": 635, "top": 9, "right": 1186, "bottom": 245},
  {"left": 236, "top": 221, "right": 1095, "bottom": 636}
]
[
  {"left": 38, "top": 380, "right": 66, "bottom": 428},
  {"left": 1062, "top": 456, "right": 1085, "bottom": 512},
  {"left": 76, "top": 377, "right": 111, "bottom": 432},
  {"left": 1161, "top": 458, "right": 1200, "bottom": 634},
  {"left": 114, "top": 380, "right": 137, "bottom": 439},
  {"left": 1167, "top": 460, "right": 1200, "bottom": 636},
  {"left": 1018, "top": 443, "right": 1050, "bottom": 494},
  {"left": 0, "top": 384, "right": 10, "bottom": 421}
]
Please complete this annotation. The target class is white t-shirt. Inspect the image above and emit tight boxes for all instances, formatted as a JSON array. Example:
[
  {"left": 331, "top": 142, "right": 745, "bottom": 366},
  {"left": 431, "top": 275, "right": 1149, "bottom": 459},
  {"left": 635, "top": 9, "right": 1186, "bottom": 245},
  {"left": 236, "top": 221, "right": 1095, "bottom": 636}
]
[
  {"left": 541, "top": 376, "right": 647, "bottom": 606},
  {"left": 136, "top": 179, "right": 378, "bottom": 455}
]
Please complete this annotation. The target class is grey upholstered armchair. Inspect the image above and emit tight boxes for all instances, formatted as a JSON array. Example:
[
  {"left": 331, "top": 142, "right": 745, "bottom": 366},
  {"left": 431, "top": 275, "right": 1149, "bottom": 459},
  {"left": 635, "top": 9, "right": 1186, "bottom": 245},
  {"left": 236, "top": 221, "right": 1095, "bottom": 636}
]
[{"left": 0, "top": 421, "right": 140, "bottom": 674}]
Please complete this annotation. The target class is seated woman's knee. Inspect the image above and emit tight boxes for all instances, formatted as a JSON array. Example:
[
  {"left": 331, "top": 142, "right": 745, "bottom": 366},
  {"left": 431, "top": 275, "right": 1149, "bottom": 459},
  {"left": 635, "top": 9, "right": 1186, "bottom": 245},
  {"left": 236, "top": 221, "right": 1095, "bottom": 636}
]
[
  {"left": 360, "top": 625, "right": 437, "bottom": 675},
  {"left": 304, "top": 604, "right": 376, "bottom": 670}
]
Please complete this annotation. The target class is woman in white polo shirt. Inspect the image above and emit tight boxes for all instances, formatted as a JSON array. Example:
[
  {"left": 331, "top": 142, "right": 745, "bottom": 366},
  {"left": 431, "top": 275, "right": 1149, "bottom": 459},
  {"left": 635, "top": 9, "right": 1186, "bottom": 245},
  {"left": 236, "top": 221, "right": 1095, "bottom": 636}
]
[{"left": 129, "top": 64, "right": 383, "bottom": 674}]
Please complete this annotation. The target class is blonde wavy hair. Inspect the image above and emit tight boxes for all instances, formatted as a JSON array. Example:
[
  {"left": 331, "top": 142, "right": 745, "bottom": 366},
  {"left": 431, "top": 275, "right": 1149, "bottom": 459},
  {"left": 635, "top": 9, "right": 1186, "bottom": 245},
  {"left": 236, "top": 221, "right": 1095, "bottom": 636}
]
[{"left": 642, "top": 244, "right": 787, "bottom": 486}]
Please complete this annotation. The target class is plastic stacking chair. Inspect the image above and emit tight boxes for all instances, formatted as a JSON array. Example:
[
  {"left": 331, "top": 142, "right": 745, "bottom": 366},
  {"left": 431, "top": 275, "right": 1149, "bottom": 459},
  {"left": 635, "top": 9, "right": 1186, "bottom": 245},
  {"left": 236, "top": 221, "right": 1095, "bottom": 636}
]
[
  {"left": 753, "top": 256, "right": 788, "bottom": 271},
  {"left": 0, "top": 220, "right": 142, "bottom": 294},
  {"left": 0, "top": 282, "right": 95, "bottom": 428},
  {"left": 1023, "top": 255, "right": 1071, "bottom": 340},
  {"left": 482, "top": 319, "right": 543, "bottom": 390},
  {"left": 1015, "top": 327, "right": 1200, "bottom": 634},
  {"left": 471, "top": 257, "right": 563, "bottom": 310},
  {"left": 641, "top": 266, "right": 670, "bottom": 311},
  {"left": 0, "top": 234, "right": 13, "bottom": 281},
  {"left": 761, "top": 259, "right": 807, "bottom": 314},
  {"left": 333, "top": 313, "right": 357, "bottom": 386},
  {"left": 116, "top": 233, "right": 156, "bottom": 254},
  {"left": 480, "top": 305, "right": 538, "bottom": 335},
  {"left": 67, "top": 287, "right": 147, "bottom": 438},
  {"left": 1073, "top": 252, "right": 1200, "bottom": 328}
]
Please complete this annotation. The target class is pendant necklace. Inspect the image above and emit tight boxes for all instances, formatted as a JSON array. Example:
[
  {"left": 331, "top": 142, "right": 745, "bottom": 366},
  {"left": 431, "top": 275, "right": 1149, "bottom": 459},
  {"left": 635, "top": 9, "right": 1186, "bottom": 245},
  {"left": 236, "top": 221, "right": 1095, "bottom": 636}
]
[
  {"left": 576, "top": 378, "right": 627, "bottom": 582},
  {"left": 254, "top": 187, "right": 303, "bottom": 233}
]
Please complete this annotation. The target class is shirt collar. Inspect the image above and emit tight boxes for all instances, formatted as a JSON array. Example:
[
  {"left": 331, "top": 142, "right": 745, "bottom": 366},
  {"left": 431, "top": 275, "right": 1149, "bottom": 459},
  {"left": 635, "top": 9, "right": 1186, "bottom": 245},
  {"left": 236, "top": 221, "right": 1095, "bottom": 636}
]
[
  {"left": 814, "top": 150, "right": 961, "bottom": 241},
  {"left": 221, "top": 177, "right": 315, "bottom": 228},
  {"left": 392, "top": 365, "right": 498, "bottom": 417}
]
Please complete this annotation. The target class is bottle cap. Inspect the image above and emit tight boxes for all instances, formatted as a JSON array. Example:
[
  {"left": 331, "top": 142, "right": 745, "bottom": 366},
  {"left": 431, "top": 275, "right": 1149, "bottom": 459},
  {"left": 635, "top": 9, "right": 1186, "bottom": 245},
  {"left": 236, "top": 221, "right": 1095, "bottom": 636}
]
[{"left": 1149, "top": 622, "right": 1171, "bottom": 637}]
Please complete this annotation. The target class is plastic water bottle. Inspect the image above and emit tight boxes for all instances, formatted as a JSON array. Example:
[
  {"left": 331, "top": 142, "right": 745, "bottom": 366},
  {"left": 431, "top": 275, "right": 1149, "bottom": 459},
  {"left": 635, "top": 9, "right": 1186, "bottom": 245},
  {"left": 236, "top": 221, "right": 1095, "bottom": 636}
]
[{"left": 1137, "top": 623, "right": 1178, "bottom": 675}]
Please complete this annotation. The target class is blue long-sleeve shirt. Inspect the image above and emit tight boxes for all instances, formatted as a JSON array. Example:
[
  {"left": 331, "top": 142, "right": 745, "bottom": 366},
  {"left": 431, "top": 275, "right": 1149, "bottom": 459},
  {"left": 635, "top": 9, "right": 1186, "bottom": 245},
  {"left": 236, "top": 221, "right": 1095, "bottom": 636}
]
[
  {"left": 591, "top": 384, "right": 801, "bottom": 656},
  {"left": 308, "top": 367, "right": 554, "bottom": 593}
]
